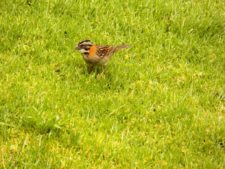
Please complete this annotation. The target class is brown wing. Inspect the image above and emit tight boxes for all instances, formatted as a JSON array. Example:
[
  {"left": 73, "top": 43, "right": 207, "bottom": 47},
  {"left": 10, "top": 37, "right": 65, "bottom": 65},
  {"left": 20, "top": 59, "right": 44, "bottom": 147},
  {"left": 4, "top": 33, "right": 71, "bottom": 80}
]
[
  {"left": 96, "top": 46, "right": 117, "bottom": 58},
  {"left": 96, "top": 45, "right": 129, "bottom": 59}
]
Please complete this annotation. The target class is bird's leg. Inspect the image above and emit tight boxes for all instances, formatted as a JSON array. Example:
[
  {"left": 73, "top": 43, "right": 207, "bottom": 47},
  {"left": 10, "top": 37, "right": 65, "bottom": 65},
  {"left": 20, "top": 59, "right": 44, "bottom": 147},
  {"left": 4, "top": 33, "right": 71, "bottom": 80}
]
[{"left": 87, "top": 64, "right": 95, "bottom": 73}]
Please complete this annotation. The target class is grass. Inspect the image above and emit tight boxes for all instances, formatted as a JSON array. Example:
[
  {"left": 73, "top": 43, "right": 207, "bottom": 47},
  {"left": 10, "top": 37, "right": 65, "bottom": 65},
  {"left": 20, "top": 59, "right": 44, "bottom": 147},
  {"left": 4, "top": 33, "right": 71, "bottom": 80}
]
[{"left": 0, "top": 0, "right": 225, "bottom": 168}]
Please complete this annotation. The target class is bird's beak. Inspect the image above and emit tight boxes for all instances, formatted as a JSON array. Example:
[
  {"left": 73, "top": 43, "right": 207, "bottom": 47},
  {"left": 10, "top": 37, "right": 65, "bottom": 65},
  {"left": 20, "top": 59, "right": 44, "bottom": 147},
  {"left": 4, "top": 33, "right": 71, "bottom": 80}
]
[{"left": 75, "top": 46, "right": 79, "bottom": 50}]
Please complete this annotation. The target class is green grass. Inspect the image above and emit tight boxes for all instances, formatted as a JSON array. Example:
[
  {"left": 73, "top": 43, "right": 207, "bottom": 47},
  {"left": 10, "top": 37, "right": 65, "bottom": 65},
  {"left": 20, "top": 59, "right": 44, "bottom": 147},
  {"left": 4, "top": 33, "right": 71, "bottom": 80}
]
[{"left": 0, "top": 0, "right": 225, "bottom": 168}]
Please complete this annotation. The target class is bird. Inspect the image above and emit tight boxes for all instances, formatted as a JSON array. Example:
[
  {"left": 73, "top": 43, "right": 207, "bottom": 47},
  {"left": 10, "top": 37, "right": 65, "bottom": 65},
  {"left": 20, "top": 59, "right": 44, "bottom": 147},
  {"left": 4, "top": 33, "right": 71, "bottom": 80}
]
[{"left": 75, "top": 40, "right": 129, "bottom": 72}]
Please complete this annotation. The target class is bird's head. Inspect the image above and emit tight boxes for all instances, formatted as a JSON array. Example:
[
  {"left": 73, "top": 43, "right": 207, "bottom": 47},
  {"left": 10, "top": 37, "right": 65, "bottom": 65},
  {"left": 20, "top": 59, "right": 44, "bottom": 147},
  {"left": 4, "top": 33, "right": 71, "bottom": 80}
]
[{"left": 75, "top": 40, "right": 93, "bottom": 54}]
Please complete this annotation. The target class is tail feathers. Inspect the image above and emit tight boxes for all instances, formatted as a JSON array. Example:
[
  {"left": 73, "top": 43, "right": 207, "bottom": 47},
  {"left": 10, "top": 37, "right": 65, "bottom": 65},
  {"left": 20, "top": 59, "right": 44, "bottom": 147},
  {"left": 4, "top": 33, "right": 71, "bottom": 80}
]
[
  {"left": 116, "top": 45, "right": 130, "bottom": 49},
  {"left": 114, "top": 45, "right": 130, "bottom": 52}
]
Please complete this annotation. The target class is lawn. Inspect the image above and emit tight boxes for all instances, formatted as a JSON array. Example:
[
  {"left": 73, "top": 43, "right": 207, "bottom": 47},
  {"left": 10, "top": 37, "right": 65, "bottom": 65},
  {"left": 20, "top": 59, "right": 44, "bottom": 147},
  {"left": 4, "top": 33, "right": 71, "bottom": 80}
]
[{"left": 0, "top": 0, "right": 225, "bottom": 168}]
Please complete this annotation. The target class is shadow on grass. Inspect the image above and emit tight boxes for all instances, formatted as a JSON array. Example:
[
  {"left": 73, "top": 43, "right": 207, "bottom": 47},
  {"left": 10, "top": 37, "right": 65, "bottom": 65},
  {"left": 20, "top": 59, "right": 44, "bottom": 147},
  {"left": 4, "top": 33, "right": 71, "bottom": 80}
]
[{"left": 20, "top": 116, "right": 80, "bottom": 148}]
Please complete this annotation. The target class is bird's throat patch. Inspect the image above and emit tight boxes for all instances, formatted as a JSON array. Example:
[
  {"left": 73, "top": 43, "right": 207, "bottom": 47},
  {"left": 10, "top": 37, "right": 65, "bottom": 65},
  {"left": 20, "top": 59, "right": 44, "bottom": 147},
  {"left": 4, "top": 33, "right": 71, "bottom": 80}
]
[{"left": 89, "top": 45, "right": 96, "bottom": 58}]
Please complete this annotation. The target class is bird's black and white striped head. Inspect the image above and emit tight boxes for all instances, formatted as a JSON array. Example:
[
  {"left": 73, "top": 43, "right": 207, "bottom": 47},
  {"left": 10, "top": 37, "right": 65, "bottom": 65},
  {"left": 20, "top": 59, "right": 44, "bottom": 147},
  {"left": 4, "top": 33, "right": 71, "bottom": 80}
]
[{"left": 75, "top": 40, "right": 93, "bottom": 54}]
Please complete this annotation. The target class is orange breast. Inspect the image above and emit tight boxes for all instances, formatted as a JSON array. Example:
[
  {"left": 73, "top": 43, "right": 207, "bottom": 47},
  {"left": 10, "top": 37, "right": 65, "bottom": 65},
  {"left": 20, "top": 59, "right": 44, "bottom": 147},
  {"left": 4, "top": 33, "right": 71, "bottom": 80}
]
[{"left": 89, "top": 45, "right": 96, "bottom": 58}]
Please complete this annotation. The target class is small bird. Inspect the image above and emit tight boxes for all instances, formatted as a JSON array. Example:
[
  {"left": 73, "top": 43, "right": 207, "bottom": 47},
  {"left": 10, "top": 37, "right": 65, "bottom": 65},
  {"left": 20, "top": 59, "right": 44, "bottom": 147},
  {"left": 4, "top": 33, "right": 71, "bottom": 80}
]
[{"left": 75, "top": 40, "right": 129, "bottom": 72}]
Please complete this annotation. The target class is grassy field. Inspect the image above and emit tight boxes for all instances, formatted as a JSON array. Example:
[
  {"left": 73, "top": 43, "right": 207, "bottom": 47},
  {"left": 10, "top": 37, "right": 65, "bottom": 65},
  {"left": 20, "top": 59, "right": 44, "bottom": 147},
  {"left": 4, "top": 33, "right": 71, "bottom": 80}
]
[{"left": 0, "top": 0, "right": 225, "bottom": 168}]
